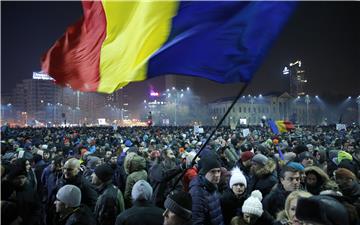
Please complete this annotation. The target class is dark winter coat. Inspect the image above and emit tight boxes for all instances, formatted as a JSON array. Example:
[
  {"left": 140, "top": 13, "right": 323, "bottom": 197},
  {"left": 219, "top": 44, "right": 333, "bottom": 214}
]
[
  {"left": 8, "top": 182, "right": 42, "bottom": 225},
  {"left": 52, "top": 174, "right": 98, "bottom": 210},
  {"left": 262, "top": 184, "right": 291, "bottom": 219},
  {"left": 220, "top": 189, "right": 247, "bottom": 225},
  {"left": 189, "top": 175, "right": 224, "bottom": 225},
  {"left": 115, "top": 200, "right": 164, "bottom": 225},
  {"left": 247, "top": 159, "right": 277, "bottom": 197},
  {"left": 56, "top": 205, "right": 97, "bottom": 225},
  {"left": 94, "top": 181, "right": 125, "bottom": 225},
  {"left": 150, "top": 160, "right": 183, "bottom": 208},
  {"left": 230, "top": 211, "right": 274, "bottom": 225}
]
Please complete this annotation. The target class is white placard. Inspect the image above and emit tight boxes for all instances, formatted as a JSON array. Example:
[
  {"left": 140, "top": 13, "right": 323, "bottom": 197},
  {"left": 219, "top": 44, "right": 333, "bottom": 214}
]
[
  {"left": 336, "top": 124, "right": 346, "bottom": 131},
  {"left": 242, "top": 128, "right": 250, "bottom": 137}
]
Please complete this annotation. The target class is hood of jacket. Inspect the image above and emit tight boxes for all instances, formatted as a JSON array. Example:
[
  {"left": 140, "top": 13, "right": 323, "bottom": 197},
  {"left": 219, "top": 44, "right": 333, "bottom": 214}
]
[{"left": 254, "top": 159, "right": 276, "bottom": 177}]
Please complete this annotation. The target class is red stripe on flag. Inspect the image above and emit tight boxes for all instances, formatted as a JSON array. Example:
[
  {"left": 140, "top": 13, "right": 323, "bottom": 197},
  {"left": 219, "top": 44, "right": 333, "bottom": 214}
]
[{"left": 41, "top": 1, "right": 106, "bottom": 92}]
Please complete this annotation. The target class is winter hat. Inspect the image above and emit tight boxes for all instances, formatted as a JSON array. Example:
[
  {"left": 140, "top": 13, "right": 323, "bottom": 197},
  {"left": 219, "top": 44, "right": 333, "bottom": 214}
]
[
  {"left": 296, "top": 195, "right": 349, "bottom": 225},
  {"left": 124, "top": 139, "right": 133, "bottom": 147},
  {"left": 242, "top": 190, "right": 263, "bottom": 217},
  {"left": 164, "top": 191, "right": 192, "bottom": 220},
  {"left": 86, "top": 156, "right": 101, "bottom": 169},
  {"left": 56, "top": 185, "right": 81, "bottom": 207},
  {"left": 294, "top": 144, "right": 308, "bottom": 155},
  {"left": 251, "top": 154, "right": 268, "bottom": 166},
  {"left": 334, "top": 168, "right": 356, "bottom": 180},
  {"left": 298, "top": 151, "right": 313, "bottom": 162},
  {"left": 287, "top": 162, "right": 305, "bottom": 172},
  {"left": 241, "top": 151, "right": 254, "bottom": 162},
  {"left": 229, "top": 167, "right": 247, "bottom": 188},
  {"left": 199, "top": 154, "right": 221, "bottom": 175},
  {"left": 283, "top": 152, "right": 297, "bottom": 163},
  {"left": 337, "top": 151, "right": 352, "bottom": 164},
  {"left": 94, "top": 164, "right": 114, "bottom": 182},
  {"left": 131, "top": 180, "right": 153, "bottom": 201}
]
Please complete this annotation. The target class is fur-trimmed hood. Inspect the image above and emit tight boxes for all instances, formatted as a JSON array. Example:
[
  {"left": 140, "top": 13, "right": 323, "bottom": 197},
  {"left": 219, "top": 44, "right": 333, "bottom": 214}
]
[
  {"left": 254, "top": 159, "right": 276, "bottom": 177},
  {"left": 304, "top": 166, "right": 330, "bottom": 184}
]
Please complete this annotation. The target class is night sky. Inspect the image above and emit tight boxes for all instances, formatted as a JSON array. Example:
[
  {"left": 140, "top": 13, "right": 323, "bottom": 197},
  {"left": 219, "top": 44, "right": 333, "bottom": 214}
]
[{"left": 1, "top": 1, "right": 359, "bottom": 103}]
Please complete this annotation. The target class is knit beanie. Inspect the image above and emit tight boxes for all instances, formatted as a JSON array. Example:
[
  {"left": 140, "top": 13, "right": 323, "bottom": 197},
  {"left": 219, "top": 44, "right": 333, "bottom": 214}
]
[
  {"left": 334, "top": 168, "right": 356, "bottom": 180},
  {"left": 298, "top": 151, "right": 313, "bottom": 162},
  {"left": 242, "top": 190, "right": 263, "bottom": 217},
  {"left": 131, "top": 180, "right": 153, "bottom": 201},
  {"left": 164, "top": 191, "right": 192, "bottom": 220},
  {"left": 337, "top": 151, "right": 352, "bottom": 164},
  {"left": 199, "top": 154, "right": 220, "bottom": 175},
  {"left": 94, "top": 164, "right": 114, "bottom": 182},
  {"left": 251, "top": 154, "right": 268, "bottom": 166},
  {"left": 241, "top": 151, "right": 254, "bottom": 162},
  {"left": 56, "top": 185, "right": 81, "bottom": 207},
  {"left": 229, "top": 167, "right": 247, "bottom": 188}
]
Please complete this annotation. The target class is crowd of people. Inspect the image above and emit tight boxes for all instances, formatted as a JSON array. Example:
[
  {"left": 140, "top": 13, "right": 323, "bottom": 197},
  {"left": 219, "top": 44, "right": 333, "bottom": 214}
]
[{"left": 1, "top": 124, "right": 360, "bottom": 225}]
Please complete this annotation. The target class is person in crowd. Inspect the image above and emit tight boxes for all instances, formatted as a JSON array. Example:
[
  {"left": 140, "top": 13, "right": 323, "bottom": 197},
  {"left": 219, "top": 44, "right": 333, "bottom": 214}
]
[
  {"left": 247, "top": 153, "right": 277, "bottom": 197},
  {"left": 189, "top": 153, "right": 224, "bottom": 225},
  {"left": 274, "top": 190, "right": 312, "bottom": 225},
  {"left": 182, "top": 151, "right": 199, "bottom": 192},
  {"left": 230, "top": 190, "right": 273, "bottom": 225},
  {"left": 236, "top": 151, "right": 254, "bottom": 184},
  {"left": 83, "top": 155, "right": 101, "bottom": 182},
  {"left": 3, "top": 163, "right": 42, "bottom": 225},
  {"left": 150, "top": 149, "right": 184, "bottom": 208},
  {"left": 221, "top": 167, "right": 248, "bottom": 225},
  {"left": 50, "top": 158, "right": 98, "bottom": 211},
  {"left": 163, "top": 191, "right": 192, "bottom": 225},
  {"left": 54, "top": 185, "right": 97, "bottom": 225},
  {"left": 297, "top": 151, "right": 314, "bottom": 168},
  {"left": 263, "top": 163, "right": 303, "bottom": 218},
  {"left": 304, "top": 166, "right": 335, "bottom": 195},
  {"left": 92, "top": 164, "right": 125, "bottom": 225},
  {"left": 334, "top": 168, "right": 360, "bottom": 213},
  {"left": 115, "top": 180, "right": 164, "bottom": 225},
  {"left": 295, "top": 195, "right": 350, "bottom": 225},
  {"left": 124, "top": 152, "right": 148, "bottom": 208}
]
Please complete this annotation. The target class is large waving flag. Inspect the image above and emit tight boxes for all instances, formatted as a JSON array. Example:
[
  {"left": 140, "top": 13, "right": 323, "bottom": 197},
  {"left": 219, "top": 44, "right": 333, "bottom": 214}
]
[
  {"left": 41, "top": 1, "right": 297, "bottom": 93},
  {"left": 268, "top": 119, "right": 295, "bottom": 135}
]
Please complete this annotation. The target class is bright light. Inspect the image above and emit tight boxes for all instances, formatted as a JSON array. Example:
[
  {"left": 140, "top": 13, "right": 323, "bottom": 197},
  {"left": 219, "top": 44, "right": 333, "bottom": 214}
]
[
  {"left": 166, "top": 89, "right": 170, "bottom": 92},
  {"left": 347, "top": 96, "right": 351, "bottom": 99},
  {"left": 180, "top": 93, "right": 184, "bottom": 97},
  {"left": 242, "top": 96, "right": 245, "bottom": 98},
  {"left": 40, "top": 100, "right": 44, "bottom": 103},
  {"left": 144, "top": 100, "right": 147, "bottom": 103},
  {"left": 248, "top": 94, "right": 251, "bottom": 97},
  {"left": 7, "top": 103, "right": 12, "bottom": 106},
  {"left": 315, "top": 95, "right": 319, "bottom": 98},
  {"left": 259, "top": 94, "right": 262, "bottom": 97},
  {"left": 172, "top": 87, "right": 175, "bottom": 90},
  {"left": 32, "top": 72, "right": 54, "bottom": 80},
  {"left": 297, "top": 96, "right": 300, "bottom": 99},
  {"left": 150, "top": 92, "right": 159, "bottom": 97},
  {"left": 187, "top": 87, "right": 190, "bottom": 91},
  {"left": 181, "top": 89, "right": 184, "bottom": 92},
  {"left": 283, "top": 66, "right": 290, "bottom": 75}
]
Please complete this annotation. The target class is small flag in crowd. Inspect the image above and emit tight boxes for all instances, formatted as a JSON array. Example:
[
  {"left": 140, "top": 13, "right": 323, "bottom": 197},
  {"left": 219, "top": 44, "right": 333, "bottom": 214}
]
[{"left": 41, "top": 1, "right": 297, "bottom": 93}]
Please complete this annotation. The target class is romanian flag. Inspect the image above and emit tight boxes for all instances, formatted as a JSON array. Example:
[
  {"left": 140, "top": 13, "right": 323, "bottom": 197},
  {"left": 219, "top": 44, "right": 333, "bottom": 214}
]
[
  {"left": 41, "top": 1, "right": 296, "bottom": 93},
  {"left": 268, "top": 119, "right": 295, "bottom": 135}
]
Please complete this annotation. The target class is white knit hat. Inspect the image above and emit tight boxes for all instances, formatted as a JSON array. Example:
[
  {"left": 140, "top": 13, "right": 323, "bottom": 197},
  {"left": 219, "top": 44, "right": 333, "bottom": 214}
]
[
  {"left": 242, "top": 190, "right": 263, "bottom": 217},
  {"left": 56, "top": 185, "right": 81, "bottom": 207},
  {"left": 229, "top": 167, "right": 247, "bottom": 188}
]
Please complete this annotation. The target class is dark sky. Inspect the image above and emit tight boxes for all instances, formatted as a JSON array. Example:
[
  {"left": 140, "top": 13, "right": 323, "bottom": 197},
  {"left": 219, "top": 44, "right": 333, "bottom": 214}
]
[{"left": 1, "top": 1, "right": 360, "bottom": 103}]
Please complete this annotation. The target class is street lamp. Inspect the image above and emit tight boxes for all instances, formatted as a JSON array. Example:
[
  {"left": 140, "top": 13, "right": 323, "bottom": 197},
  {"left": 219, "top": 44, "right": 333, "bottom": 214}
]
[{"left": 305, "top": 95, "right": 310, "bottom": 125}]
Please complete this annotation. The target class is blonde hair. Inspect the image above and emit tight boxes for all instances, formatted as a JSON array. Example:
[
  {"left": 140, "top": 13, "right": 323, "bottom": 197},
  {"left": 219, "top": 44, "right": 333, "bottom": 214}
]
[{"left": 284, "top": 190, "right": 312, "bottom": 219}]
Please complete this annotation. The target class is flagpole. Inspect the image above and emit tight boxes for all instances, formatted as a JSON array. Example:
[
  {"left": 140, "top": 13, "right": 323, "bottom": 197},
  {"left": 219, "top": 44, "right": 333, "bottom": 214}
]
[{"left": 171, "top": 82, "right": 250, "bottom": 191}]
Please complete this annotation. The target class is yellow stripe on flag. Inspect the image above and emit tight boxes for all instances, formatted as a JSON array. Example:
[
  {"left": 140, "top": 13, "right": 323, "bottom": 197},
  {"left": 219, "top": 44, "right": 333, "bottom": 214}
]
[
  {"left": 98, "top": 1, "right": 179, "bottom": 93},
  {"left": 276, "top": 120, "right": 287, "bottom": 133}
]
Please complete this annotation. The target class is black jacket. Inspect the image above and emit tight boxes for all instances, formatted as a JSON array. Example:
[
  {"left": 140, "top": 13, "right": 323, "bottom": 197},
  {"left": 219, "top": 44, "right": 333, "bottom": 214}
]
[
  {"left": 262, "top": 184, "right": 291, "bottom": 219},
  {"left": 220, "top": 189, "right": 247, "bottom": 225},
  {"left": 56, "top": 205, "right": 97, "bottom": 225},
  {"left": 115, "top": 200, "right": 164, "bottom": 225}
]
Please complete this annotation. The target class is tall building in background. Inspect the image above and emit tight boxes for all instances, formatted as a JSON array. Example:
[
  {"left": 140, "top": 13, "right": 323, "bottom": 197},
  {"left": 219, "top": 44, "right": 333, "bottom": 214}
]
[{"left": 283, "top": 60, "right": 307, "bottom": 96}]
